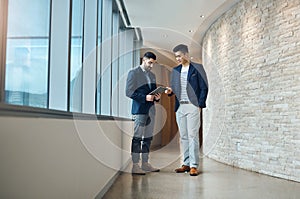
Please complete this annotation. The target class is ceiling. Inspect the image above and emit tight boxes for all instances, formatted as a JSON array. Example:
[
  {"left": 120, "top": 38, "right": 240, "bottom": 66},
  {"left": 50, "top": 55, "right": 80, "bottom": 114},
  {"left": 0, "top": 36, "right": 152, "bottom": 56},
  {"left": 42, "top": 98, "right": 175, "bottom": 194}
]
[{"left": 122, "top": 0, "right": 241, "bottom": 65}]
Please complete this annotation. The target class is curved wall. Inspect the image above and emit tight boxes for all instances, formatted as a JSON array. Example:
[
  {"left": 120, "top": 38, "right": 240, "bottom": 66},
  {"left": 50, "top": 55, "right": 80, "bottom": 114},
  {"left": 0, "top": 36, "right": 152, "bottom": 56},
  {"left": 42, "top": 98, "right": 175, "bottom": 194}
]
[{"left": 202, "top": 0, "right": 300, "bottom": 182}]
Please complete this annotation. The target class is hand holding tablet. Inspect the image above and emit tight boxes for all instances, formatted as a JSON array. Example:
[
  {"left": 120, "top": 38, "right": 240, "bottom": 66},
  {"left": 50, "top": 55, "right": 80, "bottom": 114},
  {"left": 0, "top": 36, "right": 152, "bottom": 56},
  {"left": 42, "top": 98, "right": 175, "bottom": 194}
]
[{"left": 148, "top": 86, "right": 168, "bottom": 95}]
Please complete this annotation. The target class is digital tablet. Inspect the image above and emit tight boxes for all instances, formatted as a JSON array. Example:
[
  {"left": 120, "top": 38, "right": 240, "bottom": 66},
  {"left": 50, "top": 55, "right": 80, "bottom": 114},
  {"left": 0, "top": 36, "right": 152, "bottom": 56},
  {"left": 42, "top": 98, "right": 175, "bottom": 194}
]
[{"left": 148, "top": 86, "right": 168, "bottom": 95}]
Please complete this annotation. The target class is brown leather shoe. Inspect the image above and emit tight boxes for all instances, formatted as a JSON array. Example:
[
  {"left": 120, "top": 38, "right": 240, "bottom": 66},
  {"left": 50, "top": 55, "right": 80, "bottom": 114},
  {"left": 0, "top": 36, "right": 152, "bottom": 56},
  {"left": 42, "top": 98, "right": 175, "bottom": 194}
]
[
  {"left": 189, "top": 167, "right": 198, "bottom": 176},
  {"left": 175, "top": 165, "right": 190, "bottom": 173}
]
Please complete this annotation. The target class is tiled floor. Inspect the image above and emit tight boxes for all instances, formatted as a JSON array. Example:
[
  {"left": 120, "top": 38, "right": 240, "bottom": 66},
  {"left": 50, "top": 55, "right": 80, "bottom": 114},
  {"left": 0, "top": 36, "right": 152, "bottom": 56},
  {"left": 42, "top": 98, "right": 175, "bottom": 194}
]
[{"left": 102, "top": 143, "right": 300, "bottom": 199}]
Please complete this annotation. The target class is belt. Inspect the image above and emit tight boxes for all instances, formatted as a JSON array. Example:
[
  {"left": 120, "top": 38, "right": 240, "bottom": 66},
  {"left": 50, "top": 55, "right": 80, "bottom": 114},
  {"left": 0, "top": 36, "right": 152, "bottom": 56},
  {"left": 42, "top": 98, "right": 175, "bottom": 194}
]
[{"left": 179, "top": 101, "right": 191, "bottom": 104}]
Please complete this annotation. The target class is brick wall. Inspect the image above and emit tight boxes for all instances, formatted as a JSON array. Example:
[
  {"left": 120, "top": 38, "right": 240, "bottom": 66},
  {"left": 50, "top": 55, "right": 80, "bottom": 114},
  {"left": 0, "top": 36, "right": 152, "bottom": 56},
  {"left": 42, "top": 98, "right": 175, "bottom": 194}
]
[{"left": 202, "top": 0, "right": 300, "bottom": 182}]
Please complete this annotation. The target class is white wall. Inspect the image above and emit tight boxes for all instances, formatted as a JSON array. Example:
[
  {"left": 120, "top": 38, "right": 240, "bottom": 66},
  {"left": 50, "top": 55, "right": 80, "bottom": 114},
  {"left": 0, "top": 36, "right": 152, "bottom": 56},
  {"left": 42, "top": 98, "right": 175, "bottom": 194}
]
[
  {"left": 202, "top": 0, "right": 300, "bottom": 182},
  {"left": 0, "top": 116, "right": 132, "bottom": 198}
]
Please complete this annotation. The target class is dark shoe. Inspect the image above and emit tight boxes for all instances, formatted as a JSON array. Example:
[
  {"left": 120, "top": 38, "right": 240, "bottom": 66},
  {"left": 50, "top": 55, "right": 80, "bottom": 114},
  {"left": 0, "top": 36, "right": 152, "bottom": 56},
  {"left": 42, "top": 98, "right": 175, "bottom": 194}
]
[
  {"left": 189, "top": 167, "right": 198, "bottom": 176},
  {"left": 142, "top": 162, "right": 160, "bottom": 172},
  {"left": 132, "top": 163, "right": 146, "bottom": 175},
  {"left": 175, "top": 165, "right": 190, "bottom": 173}
]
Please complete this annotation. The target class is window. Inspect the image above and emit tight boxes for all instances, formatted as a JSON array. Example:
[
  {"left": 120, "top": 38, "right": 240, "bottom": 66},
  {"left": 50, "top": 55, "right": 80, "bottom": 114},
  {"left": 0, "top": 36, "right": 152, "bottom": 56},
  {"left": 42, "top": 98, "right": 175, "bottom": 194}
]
[
  {"left": 111, "top": 12, "right": 120, "bottom": 117},
  {"left": 1, "top": 0, "right": 139, "bottom": 119},
  {"left": 99, "top": 0, "right": 113, "bottom": 115},
  {"left": 48, "top": 0, "right": 71, "bottom": 111},
  {"left": 5, "top": 0, "right": 50, "bottom": 108},
  {"left": 118, "top": 29, "right": 135, "bottom": 118},
  {"left": 96, "top": 0, "right": 103, "bottom": 114},
  {"left": 70, "top": 0, "right": 84, "bottom": 112}
]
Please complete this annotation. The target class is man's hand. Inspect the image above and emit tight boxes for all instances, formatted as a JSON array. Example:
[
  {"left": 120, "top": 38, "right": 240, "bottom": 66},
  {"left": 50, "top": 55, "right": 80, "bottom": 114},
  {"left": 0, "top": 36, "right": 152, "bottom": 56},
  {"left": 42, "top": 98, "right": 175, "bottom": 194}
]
[
  {"left": 154, "top": 93, "right": 161, "bottom": 100},
  {"left": 146, "top": 93, "right": 161, "bottom": 101},
  {"left": 146, "top": 95, "right": 155, "bottom": 101},
  {"left": 165, "top": 87, "right": 173, "bottom": 94}
]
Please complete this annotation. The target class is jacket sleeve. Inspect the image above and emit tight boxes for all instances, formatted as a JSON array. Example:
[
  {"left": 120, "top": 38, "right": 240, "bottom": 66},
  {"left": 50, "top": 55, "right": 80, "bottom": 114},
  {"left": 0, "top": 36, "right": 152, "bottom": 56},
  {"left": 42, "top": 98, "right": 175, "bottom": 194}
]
[
  {"left": 168, "top": 69, "right": 175, "bottom": 97},
  {"left": 197, "top": 65, "right": 208, "bottom": 108},
  {"left": 125, "top": 70, "right": 147, "bottom": 103}
]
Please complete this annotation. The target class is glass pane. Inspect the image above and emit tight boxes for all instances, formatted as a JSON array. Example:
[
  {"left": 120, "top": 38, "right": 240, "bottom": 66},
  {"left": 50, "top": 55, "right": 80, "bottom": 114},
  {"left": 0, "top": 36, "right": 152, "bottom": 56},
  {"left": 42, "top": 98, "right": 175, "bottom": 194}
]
[
  {"left": 5, "top": 0, "right": 50, "bottom": 108},
  {"left": 111, "top": 12, "right": 119, "bottom": 117},
  {"left": 69, "top": 0, "right": 84, "bottom": 112},
  {"left": 96, "top": 0, "right": 102, "bottom": 114},
  {"left": 100, "top": 0, "right": 112, "bottom": 115}
]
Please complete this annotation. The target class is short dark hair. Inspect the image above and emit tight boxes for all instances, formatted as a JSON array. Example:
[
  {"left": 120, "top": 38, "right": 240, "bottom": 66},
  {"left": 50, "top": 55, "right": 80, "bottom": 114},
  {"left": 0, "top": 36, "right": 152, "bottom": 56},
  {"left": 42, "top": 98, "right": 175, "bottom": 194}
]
[
  {"left": 143, "top": 51, "right": 156, "bottom": 60},
  {"left": 173, "top": 44, "right": 189, "bottom": 54}
]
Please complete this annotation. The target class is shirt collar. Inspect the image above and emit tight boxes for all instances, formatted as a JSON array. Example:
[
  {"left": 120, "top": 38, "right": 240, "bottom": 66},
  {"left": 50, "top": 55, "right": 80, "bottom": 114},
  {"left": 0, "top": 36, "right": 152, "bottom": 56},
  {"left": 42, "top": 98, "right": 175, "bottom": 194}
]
[{"left": 140, "top": 65, "right": 147, "bottom": 73}]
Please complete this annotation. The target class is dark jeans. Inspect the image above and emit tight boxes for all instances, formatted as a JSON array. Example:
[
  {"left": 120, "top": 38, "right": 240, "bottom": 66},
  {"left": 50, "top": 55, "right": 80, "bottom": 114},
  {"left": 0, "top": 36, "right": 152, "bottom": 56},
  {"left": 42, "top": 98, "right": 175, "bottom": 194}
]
[{"left": 131, "top": 111, "right": 155, "bottom": 163}]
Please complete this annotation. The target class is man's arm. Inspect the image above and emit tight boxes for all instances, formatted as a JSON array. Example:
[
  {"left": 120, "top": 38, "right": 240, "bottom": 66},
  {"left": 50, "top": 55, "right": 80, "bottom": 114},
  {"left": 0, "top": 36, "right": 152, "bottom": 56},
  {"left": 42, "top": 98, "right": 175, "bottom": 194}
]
[
  {"left": 197, "top": 65, "right": 208, "bottom": 108},
  {"left": 165, "top": 69, "right": 175, "bottom": 96},
  {"left": 126, "top": 70, "right": 147, "bottom": 103},
  {"left": 126, "top": 70, "right": 157, "bottom": 102}
]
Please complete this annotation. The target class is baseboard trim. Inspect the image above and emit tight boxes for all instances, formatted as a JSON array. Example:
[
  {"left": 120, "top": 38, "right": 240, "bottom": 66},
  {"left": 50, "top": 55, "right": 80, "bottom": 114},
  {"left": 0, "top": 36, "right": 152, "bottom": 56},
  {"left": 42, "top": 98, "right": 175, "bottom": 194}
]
[
  {"left": 94, "top": 171, "right": 120, "bottom": 199},
  {"left": 94, "top": 158, "right": 131, "bottom": 199}
]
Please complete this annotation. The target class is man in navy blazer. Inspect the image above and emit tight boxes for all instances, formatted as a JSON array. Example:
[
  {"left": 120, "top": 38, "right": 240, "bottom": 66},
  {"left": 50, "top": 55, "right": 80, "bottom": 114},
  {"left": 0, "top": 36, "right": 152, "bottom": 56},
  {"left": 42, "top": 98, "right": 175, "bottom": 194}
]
[
  {"left": 166, "top": 44, "right": 208, "bottom": 176},
  {"left": 126, "top": 52, "right": 161, "bottom": 175}
]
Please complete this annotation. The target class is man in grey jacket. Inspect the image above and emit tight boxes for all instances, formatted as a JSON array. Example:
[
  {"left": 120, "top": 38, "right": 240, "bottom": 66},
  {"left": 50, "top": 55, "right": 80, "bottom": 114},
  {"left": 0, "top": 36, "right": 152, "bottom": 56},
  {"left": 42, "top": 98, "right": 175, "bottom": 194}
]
[{"left": 126, "top": 52, "right": 161, "bottom": 175}]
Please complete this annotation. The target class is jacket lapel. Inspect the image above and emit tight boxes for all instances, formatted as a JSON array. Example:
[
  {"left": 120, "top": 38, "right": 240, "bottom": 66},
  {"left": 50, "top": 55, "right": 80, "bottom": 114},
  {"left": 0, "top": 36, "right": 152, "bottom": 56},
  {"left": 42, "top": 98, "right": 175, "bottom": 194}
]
[
  {"left": 138, "top": 67, "right": 151, "bottom": 89},
  {"left": 187, "top": 64, "right": 195, "bottom": 81},
  {"left": 177, "top": 65, "right": 182, "bottom": 73}
]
